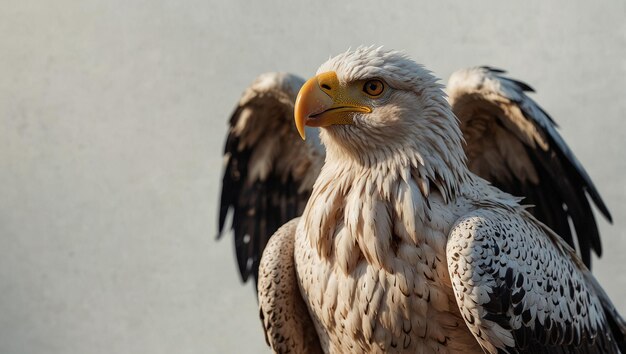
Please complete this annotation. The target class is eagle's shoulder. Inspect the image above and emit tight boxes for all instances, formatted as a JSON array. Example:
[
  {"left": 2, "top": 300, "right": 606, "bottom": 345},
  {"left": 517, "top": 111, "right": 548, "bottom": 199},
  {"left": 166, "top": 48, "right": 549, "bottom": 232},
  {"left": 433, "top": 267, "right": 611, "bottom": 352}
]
[{"left": 446, "top": 207, "right": 619, "bottom": 354}]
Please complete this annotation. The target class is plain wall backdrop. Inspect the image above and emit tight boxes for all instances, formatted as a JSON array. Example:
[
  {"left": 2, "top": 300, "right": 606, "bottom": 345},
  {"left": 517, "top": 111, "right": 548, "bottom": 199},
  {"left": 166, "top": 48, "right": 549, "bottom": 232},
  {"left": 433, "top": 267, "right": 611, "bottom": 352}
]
[{"left": 1, "top": 1, "right": 625, "bottom": 353}]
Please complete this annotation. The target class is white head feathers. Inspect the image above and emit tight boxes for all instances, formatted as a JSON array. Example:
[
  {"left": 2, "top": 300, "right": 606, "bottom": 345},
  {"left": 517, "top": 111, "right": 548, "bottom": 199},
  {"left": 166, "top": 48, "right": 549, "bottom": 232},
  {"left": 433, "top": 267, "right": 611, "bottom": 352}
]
[
  {"left": 318, "top": 46, "right": 439, "bottom": 92},
  {"left": 314, "top": 46, "right": 470, "bottom": 200}
]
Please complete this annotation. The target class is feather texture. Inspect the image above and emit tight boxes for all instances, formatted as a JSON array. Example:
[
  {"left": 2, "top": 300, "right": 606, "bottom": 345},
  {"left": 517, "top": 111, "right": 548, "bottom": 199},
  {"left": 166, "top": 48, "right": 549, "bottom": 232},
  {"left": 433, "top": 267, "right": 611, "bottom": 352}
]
[
  {"left": 447, "top": 206, "right": 620, "bottom": 353},
  {"left": 448, "top": 67, "right": 612, "bottom": 267},
  {"left": 217, "top": 72, "right": 323, "bottom": 282}
]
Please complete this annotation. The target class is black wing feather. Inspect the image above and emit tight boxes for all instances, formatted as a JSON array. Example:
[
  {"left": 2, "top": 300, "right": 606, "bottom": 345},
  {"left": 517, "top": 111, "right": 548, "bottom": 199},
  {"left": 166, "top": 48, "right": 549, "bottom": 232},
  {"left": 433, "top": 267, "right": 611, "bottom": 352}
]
[
  {"left": 217, "top": 73, "right": 321, "bottom": 284},
  {"left": 449, "top": 67, "right": 612, "bottom": 268}
]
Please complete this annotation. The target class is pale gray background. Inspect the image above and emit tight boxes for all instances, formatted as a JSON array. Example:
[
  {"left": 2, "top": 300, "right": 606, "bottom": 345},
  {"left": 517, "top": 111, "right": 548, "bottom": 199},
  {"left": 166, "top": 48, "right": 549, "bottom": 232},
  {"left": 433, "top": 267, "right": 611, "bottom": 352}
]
[{"left": 1, "top": 1, "right": 625, "bottom": 353}]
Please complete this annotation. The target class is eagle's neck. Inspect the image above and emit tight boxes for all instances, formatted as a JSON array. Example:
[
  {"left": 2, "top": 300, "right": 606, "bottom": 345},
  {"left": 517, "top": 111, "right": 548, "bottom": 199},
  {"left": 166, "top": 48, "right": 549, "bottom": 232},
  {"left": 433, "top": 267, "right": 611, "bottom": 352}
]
[
  {"left": 316, "top": 88, "right": 473, "bottom": 202},
  {"left": 301, "top": 136, "right": 474, "bottom": 273},
  {"left": 300, "top": 94, "right": 478, "bottom": 272}
]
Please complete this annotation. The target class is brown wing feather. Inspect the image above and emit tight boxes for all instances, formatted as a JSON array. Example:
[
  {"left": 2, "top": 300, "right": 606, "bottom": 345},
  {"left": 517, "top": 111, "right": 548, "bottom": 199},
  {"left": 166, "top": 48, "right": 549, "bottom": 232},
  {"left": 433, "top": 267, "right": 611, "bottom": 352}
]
[
  {"left": 218, "top": 72, "right": 323, "bottom": 284},
  {"left": 448, "top": 67, "right": 612, "bottom": 268}
]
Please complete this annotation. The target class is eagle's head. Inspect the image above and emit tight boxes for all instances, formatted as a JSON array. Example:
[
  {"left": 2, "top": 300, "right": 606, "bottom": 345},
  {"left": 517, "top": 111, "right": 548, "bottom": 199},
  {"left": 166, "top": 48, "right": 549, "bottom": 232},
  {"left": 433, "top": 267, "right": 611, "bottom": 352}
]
[{"left": 295, "top": 46, "right": 466, "bottom": 174}]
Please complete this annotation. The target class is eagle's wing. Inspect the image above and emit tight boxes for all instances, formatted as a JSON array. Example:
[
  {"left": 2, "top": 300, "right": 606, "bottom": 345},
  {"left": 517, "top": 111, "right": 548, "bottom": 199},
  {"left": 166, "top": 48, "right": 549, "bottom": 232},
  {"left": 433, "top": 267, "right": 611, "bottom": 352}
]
[
  {"left": 447, "top": 205, "right": 625, "bottom": 354},
  {"left": 218, "top": 72, "right": 324, "bottom": 283},
  {"left": 258, "top": 218, "right": 322, "bottom": 354},
  {"left": 447, "top": 67, "right": 612, "bottom": 267}
]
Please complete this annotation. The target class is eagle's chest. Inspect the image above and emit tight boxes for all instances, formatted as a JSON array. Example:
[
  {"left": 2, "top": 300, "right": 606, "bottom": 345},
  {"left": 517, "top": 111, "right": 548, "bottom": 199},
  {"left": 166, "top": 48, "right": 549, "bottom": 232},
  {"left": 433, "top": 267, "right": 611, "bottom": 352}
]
[{"left": 294, "top": 219, "right": 481, "bottom": 354}]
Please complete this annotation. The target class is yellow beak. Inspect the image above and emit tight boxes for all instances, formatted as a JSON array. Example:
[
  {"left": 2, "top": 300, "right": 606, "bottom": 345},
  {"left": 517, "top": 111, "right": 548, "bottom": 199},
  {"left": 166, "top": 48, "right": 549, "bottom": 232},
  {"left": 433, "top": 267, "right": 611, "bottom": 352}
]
[{"left": 294, "top": 71, "right": 371, "bottom": 140}]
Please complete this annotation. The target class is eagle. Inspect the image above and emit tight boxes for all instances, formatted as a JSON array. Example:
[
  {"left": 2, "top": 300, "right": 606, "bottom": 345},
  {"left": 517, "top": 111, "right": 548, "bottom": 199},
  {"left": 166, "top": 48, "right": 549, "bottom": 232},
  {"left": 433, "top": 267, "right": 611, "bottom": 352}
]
[{"left": 218, "top": 47, "right": 623, "bottom": 353}]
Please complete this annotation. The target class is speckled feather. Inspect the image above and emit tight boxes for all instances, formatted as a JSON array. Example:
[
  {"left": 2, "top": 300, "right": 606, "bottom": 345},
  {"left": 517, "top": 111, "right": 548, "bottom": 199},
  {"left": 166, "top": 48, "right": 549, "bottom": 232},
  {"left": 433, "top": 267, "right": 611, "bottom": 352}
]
[
  {"left": 258, "top": 218, "right": 322, "bottom": 354},
  {"left": 448, "top": 205, "right": 620, "bottom": 353}
]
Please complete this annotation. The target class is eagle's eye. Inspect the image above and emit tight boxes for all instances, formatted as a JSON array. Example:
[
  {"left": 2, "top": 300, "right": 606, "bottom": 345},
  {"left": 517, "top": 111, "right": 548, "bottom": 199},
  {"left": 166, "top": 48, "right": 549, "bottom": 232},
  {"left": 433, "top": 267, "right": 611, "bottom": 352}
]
[{"left": 363, "top": 80, "right": 384, "bottom": 97}]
